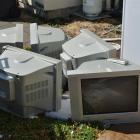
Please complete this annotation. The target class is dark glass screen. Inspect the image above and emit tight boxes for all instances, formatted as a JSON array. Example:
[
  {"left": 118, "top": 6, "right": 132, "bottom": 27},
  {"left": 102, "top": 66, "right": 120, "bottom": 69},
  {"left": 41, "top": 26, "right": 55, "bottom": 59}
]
[{"left": 81, "top": 76, "right": 138, "bottom": 115}]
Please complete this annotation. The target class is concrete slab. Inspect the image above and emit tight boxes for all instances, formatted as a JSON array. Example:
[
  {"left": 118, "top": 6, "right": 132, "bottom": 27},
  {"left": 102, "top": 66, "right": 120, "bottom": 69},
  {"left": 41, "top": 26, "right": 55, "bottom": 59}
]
[{"left": 111, "top": 123, "right": 140, "bottom": 134}]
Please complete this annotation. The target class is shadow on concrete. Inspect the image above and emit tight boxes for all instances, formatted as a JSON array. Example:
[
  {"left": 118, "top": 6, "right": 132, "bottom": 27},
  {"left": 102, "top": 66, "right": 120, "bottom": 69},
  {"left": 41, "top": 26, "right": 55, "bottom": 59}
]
[{"left": 111, "top": 123, "right": 140, "bottom": 134}]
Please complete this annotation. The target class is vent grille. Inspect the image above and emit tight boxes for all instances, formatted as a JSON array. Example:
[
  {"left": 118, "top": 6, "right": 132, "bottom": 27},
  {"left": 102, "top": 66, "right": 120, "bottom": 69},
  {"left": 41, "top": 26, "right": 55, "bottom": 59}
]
[
  {"left": 25, "top": 80, "right": 48, "bottom": 103},
  {"left": 25, "top": 80, "right": 48, "bottom": 91}
]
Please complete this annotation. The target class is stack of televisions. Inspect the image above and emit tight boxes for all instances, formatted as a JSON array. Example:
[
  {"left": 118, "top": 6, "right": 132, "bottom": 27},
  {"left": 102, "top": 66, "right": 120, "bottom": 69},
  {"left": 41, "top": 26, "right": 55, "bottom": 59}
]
[{"left": 0, "top": 23, "right": 140, "bottom": 124}]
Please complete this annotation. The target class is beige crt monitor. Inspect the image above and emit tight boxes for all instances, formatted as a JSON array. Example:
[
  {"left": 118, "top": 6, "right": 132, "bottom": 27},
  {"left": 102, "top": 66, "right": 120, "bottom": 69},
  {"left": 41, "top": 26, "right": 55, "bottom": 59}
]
[
  {"left": 122, "top": 0, "right": 140, "bottom": 65},
  {"left": 68, "top": 59, "right": 140, "bottom": 124},
  {"left": 0, "top": 46, "right": 62, "bottom": 117},
  {"left": 61, "top": 29, "right": 117, "bottom": 77},
  {"left": 30, "top": 23, "right": 67, "bottom": 59}
]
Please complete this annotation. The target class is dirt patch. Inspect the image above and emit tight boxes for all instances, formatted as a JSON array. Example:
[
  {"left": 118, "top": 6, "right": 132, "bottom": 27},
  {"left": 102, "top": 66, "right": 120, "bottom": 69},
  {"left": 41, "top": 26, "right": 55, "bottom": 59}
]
[{"left": 62, "top": 18, "right": 121, "bottom": 38}]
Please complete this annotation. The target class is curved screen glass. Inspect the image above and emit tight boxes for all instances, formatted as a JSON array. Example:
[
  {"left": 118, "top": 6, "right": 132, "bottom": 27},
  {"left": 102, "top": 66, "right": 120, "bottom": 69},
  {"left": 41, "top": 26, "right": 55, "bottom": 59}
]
[{"left": 81, "top": 76, "right": 138, "bottom": 115}]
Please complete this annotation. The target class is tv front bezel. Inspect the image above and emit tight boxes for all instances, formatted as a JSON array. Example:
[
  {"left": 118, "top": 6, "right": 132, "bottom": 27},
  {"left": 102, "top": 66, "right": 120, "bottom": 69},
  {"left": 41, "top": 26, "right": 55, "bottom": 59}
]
[{"left": 68, "top": 70, "right": 140, "bottom": 124}]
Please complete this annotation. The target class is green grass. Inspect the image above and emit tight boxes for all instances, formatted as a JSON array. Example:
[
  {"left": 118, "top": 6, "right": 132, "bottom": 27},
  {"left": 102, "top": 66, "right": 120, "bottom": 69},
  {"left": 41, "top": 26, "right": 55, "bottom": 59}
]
[{"left": 0, "top": 111, "right": 103, "bottom": 140}]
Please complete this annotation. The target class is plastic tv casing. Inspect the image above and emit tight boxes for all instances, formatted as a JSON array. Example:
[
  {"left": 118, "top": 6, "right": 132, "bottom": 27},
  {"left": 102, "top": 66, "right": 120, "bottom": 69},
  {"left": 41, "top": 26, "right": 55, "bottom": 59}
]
[
  {"left": 0, "top": 23, "right": 67, "bottom": 59},
  {"left": 68, "top": 59, "right": 140, "bottom": 124},
  {"left": 30, "top": 23, "right": 67, "bottom": 59},
  {"left": 60, "top": 29, "right": 117, "bottom": 77},
  {"left": 0, "top": 24, "right": 23, "bottom": 52},
  {"left": 0, "top": 46, "right": 62, "bottom": 117}
]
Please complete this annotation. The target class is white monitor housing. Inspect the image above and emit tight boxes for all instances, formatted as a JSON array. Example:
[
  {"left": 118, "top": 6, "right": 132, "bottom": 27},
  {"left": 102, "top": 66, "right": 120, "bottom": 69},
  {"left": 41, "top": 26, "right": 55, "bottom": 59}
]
[
  {"left": 30, "top": 23, "right": 67, "bottom": 59},
  {"left": 68, "top": 59, "right": 140, "bottom": 124},
  {"left": 0, "top": 24, "right": 23, "bottom": 52},
  {"left": 0, "top": 46, "right": 62, "bottom": 117},
  {"left": 61, "top": 29, "right": 117, "bottom": 77}
]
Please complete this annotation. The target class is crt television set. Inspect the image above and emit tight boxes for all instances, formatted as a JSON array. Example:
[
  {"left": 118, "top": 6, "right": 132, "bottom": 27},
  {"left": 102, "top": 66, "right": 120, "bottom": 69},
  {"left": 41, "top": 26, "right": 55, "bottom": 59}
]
[
  {"left": 60, "top": 29, "right": 117, "bottom": 77},
  {"left": 0, "top": 46, "right": 62, "bottom": 117},
  {"left": 68, "top": 59, "right": 140, "bottom": 124},
  {"left": 0, "top": 24, "right": 23, "bottom": 52},
  {"left": 30, "top": 23, "right": 67, "bottom": 59}
]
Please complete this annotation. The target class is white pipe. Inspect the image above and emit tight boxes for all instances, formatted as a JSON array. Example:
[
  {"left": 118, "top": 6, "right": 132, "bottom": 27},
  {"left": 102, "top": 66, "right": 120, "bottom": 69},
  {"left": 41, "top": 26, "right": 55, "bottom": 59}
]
[{"left": 103, "top": 38, "right": 121, "bottom": 41}]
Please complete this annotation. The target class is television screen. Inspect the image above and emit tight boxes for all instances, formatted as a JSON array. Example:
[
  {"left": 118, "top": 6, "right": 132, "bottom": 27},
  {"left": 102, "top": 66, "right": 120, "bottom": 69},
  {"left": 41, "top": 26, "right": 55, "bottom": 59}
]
[{"left": 81, "top": 76, "right": 138, "bottom": 115}]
